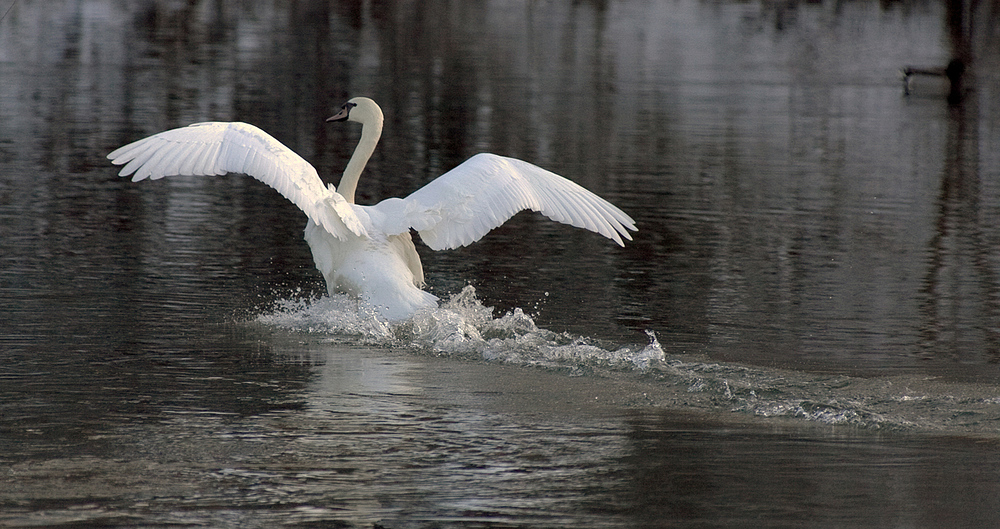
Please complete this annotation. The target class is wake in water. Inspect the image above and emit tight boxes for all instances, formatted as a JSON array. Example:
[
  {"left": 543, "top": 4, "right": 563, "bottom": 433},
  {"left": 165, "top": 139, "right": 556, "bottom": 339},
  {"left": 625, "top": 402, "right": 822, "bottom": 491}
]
[{"left": 256, "top": 286, "right": 1000, "bottom": 436}]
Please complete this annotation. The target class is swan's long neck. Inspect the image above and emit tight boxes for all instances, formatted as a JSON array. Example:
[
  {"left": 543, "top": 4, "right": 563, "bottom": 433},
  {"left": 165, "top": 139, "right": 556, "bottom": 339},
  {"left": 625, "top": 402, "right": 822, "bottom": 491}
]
[{"left": 338, "top": 117, "right": 382, "bottom": 204}]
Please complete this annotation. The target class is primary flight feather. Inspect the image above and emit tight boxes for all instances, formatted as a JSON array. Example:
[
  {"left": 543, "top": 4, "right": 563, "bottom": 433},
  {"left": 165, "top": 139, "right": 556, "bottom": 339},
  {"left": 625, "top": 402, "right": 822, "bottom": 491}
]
[{"left": 108, "top": 97, "right": 636, "bottom": 320}]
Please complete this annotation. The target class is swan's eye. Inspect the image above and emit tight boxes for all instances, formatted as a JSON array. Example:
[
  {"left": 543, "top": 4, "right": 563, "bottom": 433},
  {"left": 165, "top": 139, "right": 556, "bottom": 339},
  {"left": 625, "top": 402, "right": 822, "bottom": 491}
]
[{"left": 343, "top": 102, "right": 357, "bottom": 111}]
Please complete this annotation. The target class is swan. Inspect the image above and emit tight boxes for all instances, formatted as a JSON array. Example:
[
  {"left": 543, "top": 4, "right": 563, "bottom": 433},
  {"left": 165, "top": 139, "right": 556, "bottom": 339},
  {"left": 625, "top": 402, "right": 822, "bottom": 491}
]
[{"left": 107, "top": 97, "right": 636, "bottom": 321}]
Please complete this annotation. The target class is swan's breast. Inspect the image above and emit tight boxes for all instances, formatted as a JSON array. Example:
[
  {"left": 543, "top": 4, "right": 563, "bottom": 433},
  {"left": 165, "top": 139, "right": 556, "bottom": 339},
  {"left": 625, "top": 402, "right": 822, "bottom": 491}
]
[{"left": 303, "top": 219, "right": 425, "bottom": 296}]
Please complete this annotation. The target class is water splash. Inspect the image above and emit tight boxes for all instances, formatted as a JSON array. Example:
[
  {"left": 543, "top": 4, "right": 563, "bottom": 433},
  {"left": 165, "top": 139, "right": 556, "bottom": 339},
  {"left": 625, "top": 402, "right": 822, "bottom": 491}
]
[{"left": 256, "top": 285, "right": 665, "bottom": 373}]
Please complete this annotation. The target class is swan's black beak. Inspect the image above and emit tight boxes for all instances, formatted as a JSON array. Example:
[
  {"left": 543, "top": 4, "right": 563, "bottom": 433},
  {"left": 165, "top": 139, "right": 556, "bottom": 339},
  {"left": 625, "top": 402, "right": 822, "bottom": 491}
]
[{"left": 326, "top": 102, "right": 356, "bottom": 122}]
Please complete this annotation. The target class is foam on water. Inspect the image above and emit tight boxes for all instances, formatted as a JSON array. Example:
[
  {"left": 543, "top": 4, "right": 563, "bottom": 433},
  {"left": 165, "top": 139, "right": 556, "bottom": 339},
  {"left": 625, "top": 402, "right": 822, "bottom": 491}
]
[{"left": 255, "top": 286, "right": 1000, "bottom": 436}]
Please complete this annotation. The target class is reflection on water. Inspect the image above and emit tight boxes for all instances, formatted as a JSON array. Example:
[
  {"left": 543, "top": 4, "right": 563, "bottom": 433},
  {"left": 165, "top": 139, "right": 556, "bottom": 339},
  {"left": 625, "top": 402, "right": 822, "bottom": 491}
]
[
  {"left": 7, "top": 0, "right": 1000, "bottom": 375},
  {"left": 5, "top": 0, "right": 1000, "bottom": 527}
]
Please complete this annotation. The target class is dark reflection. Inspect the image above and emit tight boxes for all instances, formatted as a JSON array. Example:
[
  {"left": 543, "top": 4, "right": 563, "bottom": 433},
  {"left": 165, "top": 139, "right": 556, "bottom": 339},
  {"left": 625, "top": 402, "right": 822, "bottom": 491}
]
[
  {"left": 917, "top": 0, "right": 1000, "bottom": 365},
  {"left": 621, "top": 412, "right": 1000, "bottom": 526},
  {"left": 1, "top": 320, "right": 311, "bottom": 460}
]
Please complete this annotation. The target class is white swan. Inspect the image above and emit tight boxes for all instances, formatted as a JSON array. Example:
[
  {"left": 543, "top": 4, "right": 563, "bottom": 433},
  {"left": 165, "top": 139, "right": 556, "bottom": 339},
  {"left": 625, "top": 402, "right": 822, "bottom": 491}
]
[{"left": 108, "top": 97, "right": 636, "bottom": 321}]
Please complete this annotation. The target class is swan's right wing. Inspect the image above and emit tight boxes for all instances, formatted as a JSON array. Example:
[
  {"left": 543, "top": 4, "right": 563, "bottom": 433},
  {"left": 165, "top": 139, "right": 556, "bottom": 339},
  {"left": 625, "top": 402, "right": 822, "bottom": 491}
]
[
  {"left": 372, "top": 153, "right": 636, "bottom": 250},
  {"left": 107, "top": 122, "right": 367, "bottom": 239}
]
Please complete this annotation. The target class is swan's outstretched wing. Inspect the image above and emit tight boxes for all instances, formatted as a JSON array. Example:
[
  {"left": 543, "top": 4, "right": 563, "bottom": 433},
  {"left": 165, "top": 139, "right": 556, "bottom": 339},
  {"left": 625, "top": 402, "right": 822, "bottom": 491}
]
[
  {"left": 107, "top": 122, "right": 367, "bottom": 239},
  {"left": 371, "top": 153, "right": 636, "bottom": 250}
]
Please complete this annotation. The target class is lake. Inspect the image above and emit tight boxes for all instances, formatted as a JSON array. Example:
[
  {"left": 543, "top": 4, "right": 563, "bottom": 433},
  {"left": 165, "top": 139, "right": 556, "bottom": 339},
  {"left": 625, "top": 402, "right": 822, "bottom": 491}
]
[{"left": 4, "top": 0, "right": 1000, "bottom": 527}]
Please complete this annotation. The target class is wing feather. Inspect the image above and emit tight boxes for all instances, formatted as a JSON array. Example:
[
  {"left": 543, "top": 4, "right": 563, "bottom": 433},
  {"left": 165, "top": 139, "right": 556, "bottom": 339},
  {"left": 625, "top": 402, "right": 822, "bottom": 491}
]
[
  {"left": 172, "top": 142, "right": 198, "bottom": 175},
  {"left": 562, "top": 186, "right": 606, "bottom": 233},
  {"left": 370, "top": 153, "right": 635, "bottom": 250},
  {"left": 108, "top": 122, "right": 366, "bottom": 240},
  {"left": 119, "top": 146, "right": 157, "bottom": 176},
  {"left": 192, "top": 141, "right": 222, "bottom": 175}
]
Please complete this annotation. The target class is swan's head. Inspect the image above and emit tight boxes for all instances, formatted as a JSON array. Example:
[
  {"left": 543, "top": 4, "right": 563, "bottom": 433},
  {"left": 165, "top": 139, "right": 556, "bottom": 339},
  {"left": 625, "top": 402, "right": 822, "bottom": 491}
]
[{"left": 326, "top": 97, "right": 383, "bottom": 127}]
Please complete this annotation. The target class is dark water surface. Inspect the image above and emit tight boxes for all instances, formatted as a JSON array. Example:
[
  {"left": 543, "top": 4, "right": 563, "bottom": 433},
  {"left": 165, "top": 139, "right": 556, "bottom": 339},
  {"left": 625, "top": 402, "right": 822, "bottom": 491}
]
[{"left": 5, "top": 0, "right": 1000, "bottom": 527}]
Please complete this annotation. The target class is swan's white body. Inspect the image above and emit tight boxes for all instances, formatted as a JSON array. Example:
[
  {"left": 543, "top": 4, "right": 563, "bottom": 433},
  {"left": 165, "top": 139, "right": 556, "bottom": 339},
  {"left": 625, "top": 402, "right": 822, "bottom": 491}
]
[{"left": 108, "top": 97, "right": 636, "bottom": 320}]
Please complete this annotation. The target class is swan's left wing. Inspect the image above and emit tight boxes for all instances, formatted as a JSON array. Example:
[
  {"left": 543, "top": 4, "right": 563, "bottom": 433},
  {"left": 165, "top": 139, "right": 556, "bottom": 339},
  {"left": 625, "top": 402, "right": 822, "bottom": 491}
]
[
  {"left": 370, "top": 153, "right": 636, "bottom": 250},
  {"left": 107, "top": 122, "right": 367, "bottom": 240}
]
